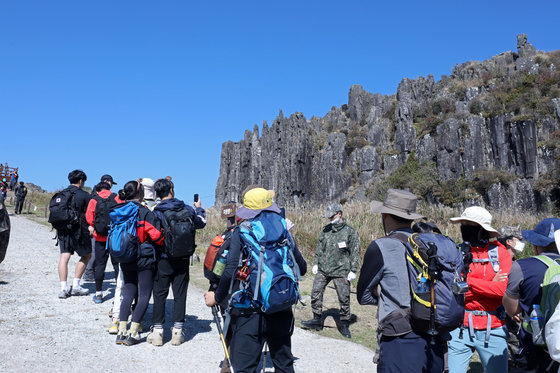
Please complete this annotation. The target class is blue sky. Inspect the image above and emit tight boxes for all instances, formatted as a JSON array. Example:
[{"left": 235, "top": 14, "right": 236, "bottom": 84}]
[{"left": 1, "top": 1, "right": 558, "bottom": 206}]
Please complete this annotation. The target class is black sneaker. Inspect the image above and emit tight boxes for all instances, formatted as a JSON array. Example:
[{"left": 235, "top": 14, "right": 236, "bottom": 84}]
[
  {"left": 115, "top": 333, "right": 126, "bottom": 345},
  {"left": 123, "top": 333, "right": 141, "bottom": 346}
]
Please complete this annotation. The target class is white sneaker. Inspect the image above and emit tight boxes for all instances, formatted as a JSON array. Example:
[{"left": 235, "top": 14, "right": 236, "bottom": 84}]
[
  {"left": 171, "top": 327, "right": 184, "bottom": 346},
  {"left": 147, "top": 327, "right": 164, "bottom": 346},
  {"left": 58, "top": 288, "right": 71, "bottom": 299},
  {"left": 71, "top": 285, "right": 89, "bottom": 296}
]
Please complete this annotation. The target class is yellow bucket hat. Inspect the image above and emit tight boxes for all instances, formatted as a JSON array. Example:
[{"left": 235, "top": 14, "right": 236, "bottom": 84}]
[{"left": 237, "top": 188, "right": 281, "bottom": 219}]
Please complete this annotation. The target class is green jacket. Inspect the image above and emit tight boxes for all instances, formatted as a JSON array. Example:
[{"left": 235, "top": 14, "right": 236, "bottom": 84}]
[{"left": 313, "top": 218, "right": 360, "bottom": 277}]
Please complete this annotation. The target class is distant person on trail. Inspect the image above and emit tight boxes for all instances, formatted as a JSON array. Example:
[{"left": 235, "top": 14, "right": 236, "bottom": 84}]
[
  {"left": 0, "top": 185, "right": 7, "bottom": 202},
  {"left": 83, "top": 174, "right": 118, "bottom": 282},
  {"left": 85, "top": 181, "right": 122, "bottom": 304},
  {"left": 14, "top": 181, "right": 28, "bottom": 214},
  {"left": 113, "top": 180, "right": 164, "bottom": 346},
  {"left": 447, "top": 206, "right": 512, "bottom": 373},
  {"left": 357, "top": 189, "right": 446, "bottom": 372},
  {"left": 9, "top": 172, "right": 16, "bottom": 191},
  {"left": 55, "top": 170, "right": 93, "bottom": 299},
  {"left": 503, "top": 218, "right": 560, "bottom": 373},
  {"left": 204, "top": 187, "right": 307, "bottom": 373},
  {"left": 301, "top": 203, "right": 360, "bottom": 338},
  {"left": 146, "top": 178, "right": 206, "bottom": 347}
]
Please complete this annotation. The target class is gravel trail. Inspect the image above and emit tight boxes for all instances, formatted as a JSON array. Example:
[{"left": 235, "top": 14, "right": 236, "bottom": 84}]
[{"left": 0, "top": 215, "right": 375, "bottom": 372}]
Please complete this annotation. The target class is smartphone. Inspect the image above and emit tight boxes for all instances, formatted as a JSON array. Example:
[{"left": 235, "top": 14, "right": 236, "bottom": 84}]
[{"left": 194, "top": 193, "right": 199, "bottom": 203}]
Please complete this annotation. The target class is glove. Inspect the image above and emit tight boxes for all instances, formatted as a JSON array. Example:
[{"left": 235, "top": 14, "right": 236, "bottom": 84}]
[
  {"left": 347, "top": 272, "right": 356, "bottom": 282},
  {"left": 312, "top": 265, "right": 318, "bottom": 275}
]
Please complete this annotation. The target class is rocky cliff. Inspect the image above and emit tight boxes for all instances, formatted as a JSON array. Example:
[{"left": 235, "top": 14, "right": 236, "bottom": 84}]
[{"left": 216, "top": 35, "right": 560, "bottom": 213}]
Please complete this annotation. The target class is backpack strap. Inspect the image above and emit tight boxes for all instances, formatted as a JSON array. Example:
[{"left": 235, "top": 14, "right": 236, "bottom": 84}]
[
  {"left": 472, "top": 244, "right": 500, "bottom": 273},
  {"left": 535, "top": 254, "right": 560, "bottom": 268}
]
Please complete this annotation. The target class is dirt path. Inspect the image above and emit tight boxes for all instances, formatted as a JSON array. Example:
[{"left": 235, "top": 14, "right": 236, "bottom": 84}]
[{"left": 0, "top": 215, "right": 376, "bottom": 372}]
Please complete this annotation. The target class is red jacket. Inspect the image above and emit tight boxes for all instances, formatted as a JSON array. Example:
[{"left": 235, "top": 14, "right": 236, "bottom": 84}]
[
  {"left": 464, "top": 240, "right": 512, "bottom": 329},
  {"left": 85, "top": 190, "right": 123, "bottom": 242},
  {"left": 134, "top": 202, "right": 164, "bottom": 246}
]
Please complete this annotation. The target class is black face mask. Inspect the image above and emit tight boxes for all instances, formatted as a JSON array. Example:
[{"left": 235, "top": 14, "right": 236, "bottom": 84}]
[{"left": 460, "top": 225, "right": 490, "bottom": 247}]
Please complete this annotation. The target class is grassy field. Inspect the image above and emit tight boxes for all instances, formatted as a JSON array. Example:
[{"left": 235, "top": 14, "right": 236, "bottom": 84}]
[{"left": 12, "top": 189, "right": 547, "bottom": 371}]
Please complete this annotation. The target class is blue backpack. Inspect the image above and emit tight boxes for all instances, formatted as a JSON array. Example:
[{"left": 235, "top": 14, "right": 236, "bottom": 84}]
[
  {"left": 107, "top": 202, "right": 140, "bottom": 263},
  {"left": 231, "top": 211, "right": 300, "bottom": 314}
]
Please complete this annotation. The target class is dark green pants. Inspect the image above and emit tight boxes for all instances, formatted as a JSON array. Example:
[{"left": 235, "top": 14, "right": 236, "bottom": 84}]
[{"left": 311, "top": 271, "right": 350, "bottom": 321}]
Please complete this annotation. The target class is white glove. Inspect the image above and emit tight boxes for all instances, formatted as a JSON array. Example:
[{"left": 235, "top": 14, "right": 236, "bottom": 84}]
[
  {"left": 312, "top": 265, "right": 318, "bottom": 275},
  {"left": 347, "top": 272, "right": 356, "bottom": 282}
]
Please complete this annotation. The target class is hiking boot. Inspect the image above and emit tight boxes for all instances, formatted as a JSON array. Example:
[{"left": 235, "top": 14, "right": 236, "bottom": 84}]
[
  {"left": 58, "top": 288, "right": 71, "bottom": 299},
  {"left": 338, "top": 321, "right": 351, "bottom": 338},
  {"left": 171, "top": 327, "right": 184, "bottom": 346},
  {"left": 71, "top": 285, "right": 89, "bottom": 296},
  {"left": 146, "top": 327, "right": 163, "bottom": 346},
  {"left": 108, "top": 320, "right": 119, "bottom": 335},
  {"left": 301, "top": 314, "right": 323, "bottom": 331},
  {"left": 93, "top": 294, "right": 103, "bottom": 304}
]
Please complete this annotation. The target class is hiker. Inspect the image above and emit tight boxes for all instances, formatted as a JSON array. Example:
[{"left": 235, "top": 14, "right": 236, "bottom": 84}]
[
  {"left": 54, "top": 170, "right": 92, "bottom": 299},
  {"left": 357, "top": 189, "right": 446, "bottom": 372},
  {"left": 447, "top": 206, "right": 512, "bottom": 373},
  {"left": 497, "top": 225, "right": 525, "bottom": 260},
  {"left": 113, "top": 180, "right": 164, "bottom": 346},
  {"left": 0, "top": 185, "right": 6, "bottom": 202},
  {"left": 85, "top": 181, "right": 122, "bottom": 304},
  {"left": 497, "top": 225, "right": 524, "bottom": 363},
  {"left": 140, "top": 178, "right": 158, "bottom": 210},
  {"left": 146, "top": 178, "right": 206, "bottom": 346},
  {"left": 9, "top": 172, "right": 16, "bottom": 191},
  {"left": 301, "top": 203, "right": 360, "bottom": 338},
  {"left": 14, "top": 181, "right": 27, "bottom": 214},
  {"left": 503, "top": 218, "right": 560, "bottom": 373},
  {"left": 84, "top": 174, "right": 119, "bottom": 282},
  {"left": 204, "top": 187, "right": 307, "bottom": 373}
]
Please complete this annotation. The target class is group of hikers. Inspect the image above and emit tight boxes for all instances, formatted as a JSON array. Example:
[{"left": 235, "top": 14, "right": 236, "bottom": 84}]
[
  {"left": 47, "top": 169, "right": 560, "bottom": 373},
  {"left": 0, "top": 170, "right": 27, "bottom": 214}
]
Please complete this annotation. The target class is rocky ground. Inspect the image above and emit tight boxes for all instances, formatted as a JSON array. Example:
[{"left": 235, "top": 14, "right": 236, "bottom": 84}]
[{"left": 0, "top": 214, "right": 375, "bottom": 372}]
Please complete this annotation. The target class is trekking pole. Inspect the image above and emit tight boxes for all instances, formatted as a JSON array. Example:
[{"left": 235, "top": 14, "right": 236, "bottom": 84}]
[
  {"left": 427, "top": 242, "right": 439, "bottom": 344},
  {"left": 261, "top": 342, "right": 268, "bottom": 373},
  {"left": 212, "top": 305, "right": 233, "bottom": 373}
]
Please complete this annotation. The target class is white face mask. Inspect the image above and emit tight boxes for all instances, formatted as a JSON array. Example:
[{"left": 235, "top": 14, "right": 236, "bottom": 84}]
[
  {"left": 331, "top": 216, "right": 340, "bottom": 225},
  {"left": 514, "top": 241, "right": 525, "bottom": 253}
]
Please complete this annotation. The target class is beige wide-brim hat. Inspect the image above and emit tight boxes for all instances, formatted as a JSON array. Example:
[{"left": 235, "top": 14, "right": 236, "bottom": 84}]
[
  {"left": 370, "top": 188, "right": 425, "bottom": 220},
  {"left": 450, "top": 206, "right": 499, "bottom": 237}
]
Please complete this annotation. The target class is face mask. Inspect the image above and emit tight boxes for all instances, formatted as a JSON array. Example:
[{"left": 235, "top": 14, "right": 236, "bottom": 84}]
[
  {"left": 514, "top": 241, "right": 525, "bottom": 253},
  {"left": 460, "top": 225, "right": 489, "bottom": 246},
  {"left": 331, "top": 217, "right": 340, "bottom": 225}
]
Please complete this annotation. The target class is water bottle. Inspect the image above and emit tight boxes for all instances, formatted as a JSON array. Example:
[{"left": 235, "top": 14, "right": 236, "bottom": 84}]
[
  {"left": 212, "top": 253, "right": 227, "bottom": 277},
  {"left": 530, "top": 304, "right": 545, "bottom": 345},
  {"left": 416, "top": 276, "right": 430, "bottom": 294}
]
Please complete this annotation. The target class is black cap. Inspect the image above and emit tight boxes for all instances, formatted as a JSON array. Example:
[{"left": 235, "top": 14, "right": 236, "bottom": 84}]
[{"left": 100, "top": 174, "right": 117, "bottom": 185}]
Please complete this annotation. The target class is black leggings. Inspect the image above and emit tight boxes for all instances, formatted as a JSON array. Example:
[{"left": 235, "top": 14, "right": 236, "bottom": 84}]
[
  {"left": 120, "top": 268, "right": 154, "bottom": 324},
  {"left": 93, "top": 240, "right": 119, "bottom": 292}
]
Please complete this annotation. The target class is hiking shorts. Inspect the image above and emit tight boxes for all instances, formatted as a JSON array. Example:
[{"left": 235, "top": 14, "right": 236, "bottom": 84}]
[{"left": 59, "top": 230, "right": 92, "bottom": 257}]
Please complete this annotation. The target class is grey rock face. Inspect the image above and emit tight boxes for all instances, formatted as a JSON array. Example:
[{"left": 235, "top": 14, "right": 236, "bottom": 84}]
[{"left": 216, "top": 35, "right": 560, "bottom": 213}]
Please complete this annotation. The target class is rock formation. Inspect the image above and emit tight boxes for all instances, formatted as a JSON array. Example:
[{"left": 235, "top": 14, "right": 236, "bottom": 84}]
[{"left": 216, "top": 35, "right": 560, "bottom": 213}]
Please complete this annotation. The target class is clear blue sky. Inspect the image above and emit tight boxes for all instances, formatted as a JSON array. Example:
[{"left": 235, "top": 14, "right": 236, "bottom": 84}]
[{"left": 1, "top": 1, "right": 558, "bottom": 206}]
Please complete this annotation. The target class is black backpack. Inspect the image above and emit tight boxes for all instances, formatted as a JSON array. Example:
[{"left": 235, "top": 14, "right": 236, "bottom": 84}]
[
  {"left": 162, "top": 207, "right": 196, "bottom": 258},
  {"left": 93, "top": 193, "right": 118, "bottom": 236},
  {"left": 48, "top": 188, "right": 78, "bottom": 231}
]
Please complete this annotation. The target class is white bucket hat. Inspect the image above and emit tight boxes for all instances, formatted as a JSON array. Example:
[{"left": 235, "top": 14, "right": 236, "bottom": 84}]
[{"left": 450, "top": 206, "right": 499, "bottom": 236}]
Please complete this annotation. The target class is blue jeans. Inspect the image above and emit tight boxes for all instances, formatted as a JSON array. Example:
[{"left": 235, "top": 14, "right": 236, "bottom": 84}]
[{"left": 448, "top": 326, "right": 508, "bottom": 373}]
